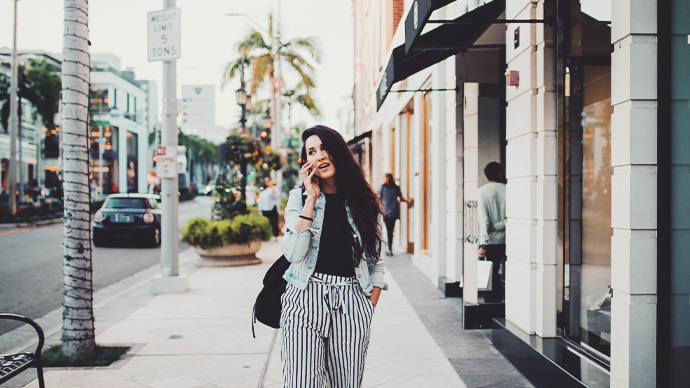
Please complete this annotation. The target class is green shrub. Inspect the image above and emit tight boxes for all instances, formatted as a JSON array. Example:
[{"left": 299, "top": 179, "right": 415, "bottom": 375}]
[{"left": 182, "top": 215, "right": 272, "bottom": 249}]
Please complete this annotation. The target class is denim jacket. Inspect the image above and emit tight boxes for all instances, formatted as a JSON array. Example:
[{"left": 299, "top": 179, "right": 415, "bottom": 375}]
[{"left": 281, "top": 188, "right": 387, "bottom": 295}]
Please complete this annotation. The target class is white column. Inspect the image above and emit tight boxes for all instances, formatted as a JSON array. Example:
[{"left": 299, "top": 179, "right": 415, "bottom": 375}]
[
  {"left": 609, "top": 0, "right": 657, "bottom": 386},
  {"left": 446, "top": 56, "right": 464, "bottom": 285},
  {"left": 431, "top": 59, "right": 447, "bottom": 287},
  {"left": 533, "top": 0, "right": 558, "bottom": 338},
  {"left": 463, "top": 82, "right": 480, "bottom": 305},
  {"left": 504, "top": 0, "right": 538, "bottom": 334}
]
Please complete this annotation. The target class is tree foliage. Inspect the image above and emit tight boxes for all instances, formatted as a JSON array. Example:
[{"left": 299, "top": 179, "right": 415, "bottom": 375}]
[
  {"left": 222, "top": 13, "right": 322, "bottom": 118},
  {"left": 0, "top": 58, "right": 61, "bottom": 132}
]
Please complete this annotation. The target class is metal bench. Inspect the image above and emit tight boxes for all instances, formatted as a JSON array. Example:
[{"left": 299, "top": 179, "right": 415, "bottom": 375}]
[{"left": 0, "top": 314, "right": 45, "bottom": 388}]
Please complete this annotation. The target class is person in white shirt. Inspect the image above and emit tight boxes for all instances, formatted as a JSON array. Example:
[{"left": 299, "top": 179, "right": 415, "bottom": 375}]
[
  {"left": 259, "top": 177, "right": 280, "bottom": 239},
  {"left": 477, "top": 161, "right": 507, "bottom": 303}
]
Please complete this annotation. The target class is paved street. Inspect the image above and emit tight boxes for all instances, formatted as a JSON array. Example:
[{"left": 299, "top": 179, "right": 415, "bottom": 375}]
[{"left": 0, "top": 196, "right": 214, "bottom": 335}]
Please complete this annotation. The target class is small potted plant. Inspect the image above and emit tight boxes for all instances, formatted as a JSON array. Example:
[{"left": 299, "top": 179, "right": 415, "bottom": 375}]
[{"left": 182, "top": 214, "right": 272, "bottom": 266}]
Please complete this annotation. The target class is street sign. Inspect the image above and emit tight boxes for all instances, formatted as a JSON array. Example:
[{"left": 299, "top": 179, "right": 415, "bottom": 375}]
[
  {"left": 180, "top": 85, "right": 215, "bottom": 131},
  {"left": 148, "top": 8, "right": 181, "bottom": 62},
  {"left": 156, "top": 146, "right": 178, "bottom": 178},
  {"left": 281, "top": 138, "right": 300, "bottom": 147}
]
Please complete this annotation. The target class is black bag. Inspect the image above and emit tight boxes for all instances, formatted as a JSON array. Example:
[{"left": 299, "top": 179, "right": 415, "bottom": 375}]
[
  {"left": 252, "top": 255, "right": 290, "bottom": 335},
  {"left": 251, "top": 192, "right": 306, "bottom": 337}
]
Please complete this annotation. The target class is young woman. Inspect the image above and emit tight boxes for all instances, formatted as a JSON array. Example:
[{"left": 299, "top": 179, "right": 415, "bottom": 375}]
[
  {"left": 379, "top": 173, "right": 409, "bottom": 256},
  {"left": 280, "top": 125, "right": 386, "bottom": 387}
]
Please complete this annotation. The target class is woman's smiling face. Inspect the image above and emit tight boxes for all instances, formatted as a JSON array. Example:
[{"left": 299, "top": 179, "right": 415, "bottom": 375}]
[{"left": 305, "top": 135, "right": 336, "bottom": 181}]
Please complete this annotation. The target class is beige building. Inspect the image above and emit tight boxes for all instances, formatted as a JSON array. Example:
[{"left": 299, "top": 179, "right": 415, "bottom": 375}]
[{"left": 352, "top": 0, "right": 689, "bottom": 387}]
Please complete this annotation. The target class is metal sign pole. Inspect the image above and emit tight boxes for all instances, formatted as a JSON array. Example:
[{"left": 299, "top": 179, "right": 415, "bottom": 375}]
[
  {"left": 148, "top": 0, "right": 186, "bottom": 293},
  {"left": 160, "top": 0, "right": 179, "bottom": 278}
]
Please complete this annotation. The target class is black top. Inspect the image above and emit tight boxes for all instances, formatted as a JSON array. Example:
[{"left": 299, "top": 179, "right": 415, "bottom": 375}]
[
  {"left": 379, "top": 185, "right": 403, "bottom": 219},
  {"left": 314, "top": 193, "right": 356, "bottom": 277}
]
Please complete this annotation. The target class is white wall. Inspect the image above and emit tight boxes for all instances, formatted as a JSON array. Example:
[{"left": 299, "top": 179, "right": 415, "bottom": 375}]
[{"left": 504, "top": 0, "right": 558, "bottom": 337}]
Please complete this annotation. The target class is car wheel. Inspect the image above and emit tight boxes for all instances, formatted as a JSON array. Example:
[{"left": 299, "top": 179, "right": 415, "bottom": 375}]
[
  {"left": 151, "top": 227, "right": 161, "bottom": 248},
  {"left": 93, "top": 232, "right": 105, "bottom": 247}
]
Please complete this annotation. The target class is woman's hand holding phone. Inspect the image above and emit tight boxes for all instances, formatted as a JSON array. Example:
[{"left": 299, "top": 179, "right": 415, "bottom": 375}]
[{"left": 300, "top": 163, "right": 320, "bottom": 199}]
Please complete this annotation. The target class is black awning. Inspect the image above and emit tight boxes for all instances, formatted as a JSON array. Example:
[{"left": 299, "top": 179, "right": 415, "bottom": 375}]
[
  {"left": 347, "top": 130, "right": 372, "bottom": 146},
  {"left": 377, "top": 0, "right": 505, "bottom": 110},
  {"left": 404, "top": 0, "right": 455, "bottom": 54}
]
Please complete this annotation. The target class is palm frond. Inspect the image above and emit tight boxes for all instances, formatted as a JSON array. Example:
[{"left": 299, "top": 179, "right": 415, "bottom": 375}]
[
  {"left": 249, "top": 55, "right": 273, "bottom": 95},
  {"left": 296, "top": 92, "right": 321, "bottom": 117},
  {"left": 283, "top": 37, "right": 322, "bottom": 64},
  {"left": 235, "top": 30, "right": 270, "bottom": 55},
  {"left": 283, "top": 54, "right": 317, "bottom": 89}
]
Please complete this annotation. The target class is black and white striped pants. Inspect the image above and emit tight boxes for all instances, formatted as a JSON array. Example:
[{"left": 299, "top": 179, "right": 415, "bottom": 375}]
[{"left": 280, "top": 272, "right": 375, "bottom": 388}]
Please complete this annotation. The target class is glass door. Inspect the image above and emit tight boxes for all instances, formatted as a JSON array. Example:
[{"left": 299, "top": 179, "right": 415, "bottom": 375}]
[
  {"left": 556, "top": 0, "right": 614, "bottom": 367},
  {"left": 564, "top": 62, "right": 612, "bottom": 358}
]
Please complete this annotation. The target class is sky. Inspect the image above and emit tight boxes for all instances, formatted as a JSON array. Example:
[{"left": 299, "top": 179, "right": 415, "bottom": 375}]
[{"left": 0, "top": 0, "right": 354, "bottom": 141}]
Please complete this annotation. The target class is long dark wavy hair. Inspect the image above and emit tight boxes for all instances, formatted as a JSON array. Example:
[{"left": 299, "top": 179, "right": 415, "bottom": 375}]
[{"left": 300, "top": 125, "right": 384, "bottom": 265}]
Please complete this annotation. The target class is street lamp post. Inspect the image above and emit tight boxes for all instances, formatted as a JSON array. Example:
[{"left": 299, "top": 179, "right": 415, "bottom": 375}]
[
  {"left": 8, "top": 0, "right": 19, "bottom": 215},
  {"left": 234, "top": 60, "right": 252, "bottom": 202},
  {"left": 235, "top": 59, "right": 249, "bottom": 132}
]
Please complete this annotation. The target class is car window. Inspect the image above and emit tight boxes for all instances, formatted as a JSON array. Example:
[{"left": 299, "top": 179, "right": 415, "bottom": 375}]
[
  {"left": 148, "top": 199, "right": 159, "bottom": 209},
  {"left": 104, "top": 198, "right": 149, "bottom": 209}
]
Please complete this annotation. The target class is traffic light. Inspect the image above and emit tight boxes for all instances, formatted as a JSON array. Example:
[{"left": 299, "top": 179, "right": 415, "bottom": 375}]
[
  {"left": 260, "top": 128, "right": 271, "bottom": 145},
  {"left": 152, "top": 155, "right": 158, "bottom": 166}
]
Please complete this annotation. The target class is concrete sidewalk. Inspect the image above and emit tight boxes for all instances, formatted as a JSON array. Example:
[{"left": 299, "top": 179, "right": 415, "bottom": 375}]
[{"left": 5, "top": 239, "right": 467, "bottom": 388}]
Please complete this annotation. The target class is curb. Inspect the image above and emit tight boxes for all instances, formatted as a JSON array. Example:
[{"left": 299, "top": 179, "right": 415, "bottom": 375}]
[{"left": 0, "top": 217, "right": 64, "bottom": 231}]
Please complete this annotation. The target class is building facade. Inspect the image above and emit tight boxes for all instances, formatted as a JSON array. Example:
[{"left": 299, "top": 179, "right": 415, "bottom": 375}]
[
  {"left": 90, "top": 54, "right": 157, "bottom": 195},
  {"left": 1, "top": 52, "right": 156, "bottom": 198},
  {"left": 353, "top": 0, "right": 688, "bottom": 387},
  {"left": 0, "top": 50, "right": 62, "bottom": 193}
]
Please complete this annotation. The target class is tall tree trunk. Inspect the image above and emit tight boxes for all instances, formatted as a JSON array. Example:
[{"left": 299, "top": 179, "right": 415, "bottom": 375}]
[{"left": 61, "top": 0, "right": 95, "bottom": 358}]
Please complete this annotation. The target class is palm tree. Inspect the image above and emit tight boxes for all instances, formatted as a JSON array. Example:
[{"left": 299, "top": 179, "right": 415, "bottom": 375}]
[
  {"left": 61, "top": 0, "right": 95, "bottom": 359},
  {"left": 222, "top": 14, "right": 322, "bottom": 120}
]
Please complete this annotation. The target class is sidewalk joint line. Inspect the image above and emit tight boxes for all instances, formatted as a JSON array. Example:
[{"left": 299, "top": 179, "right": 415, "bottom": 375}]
[{"left": 258, "top": 330, "right": 278, "bottom": 388}]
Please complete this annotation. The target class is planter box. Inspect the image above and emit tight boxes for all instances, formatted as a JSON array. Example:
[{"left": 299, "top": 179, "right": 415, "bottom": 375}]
[{"left": 194, "top": 240, "right": 262, "bottom": 267}]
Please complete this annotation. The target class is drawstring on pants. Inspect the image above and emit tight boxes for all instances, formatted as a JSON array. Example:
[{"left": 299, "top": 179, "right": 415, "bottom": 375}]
[{"left": 310, "top": 276, "right": 356, "bottom": 315}]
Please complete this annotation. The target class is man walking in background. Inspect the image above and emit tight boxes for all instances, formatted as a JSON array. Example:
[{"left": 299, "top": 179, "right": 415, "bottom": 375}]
[
  {"left": 477, "top": 162, "right": 507, "bottom": 303},
  {"left": 259, "top": 177, "right": 280, "bottom": 240}
]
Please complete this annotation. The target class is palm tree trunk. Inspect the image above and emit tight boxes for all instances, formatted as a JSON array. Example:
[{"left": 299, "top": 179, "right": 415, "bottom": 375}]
[{"left": 61, "top": 0, "right": 95, "bottom": 358}]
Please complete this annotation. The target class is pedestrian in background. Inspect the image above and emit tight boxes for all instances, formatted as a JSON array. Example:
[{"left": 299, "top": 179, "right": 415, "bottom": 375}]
[
  {"left": 259, "top": 177, "right": 280, "bottom": 240},
  {"left": 477, "top": 161, "right": 507, "bottom": 303},
  {"left": 379, "top": 173, "right": 410, "bottom": 256},
  {"left": 281, "top": 125, "right": 386, "bottom": 387}
]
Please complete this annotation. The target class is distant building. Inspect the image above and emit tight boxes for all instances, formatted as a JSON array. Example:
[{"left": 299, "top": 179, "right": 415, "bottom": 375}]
[
  {"left": 90, "top": 54, "right": 157, "bottom": 195},
  {"left": 0, "top": 51, "right": 158, "bottom": 197},
  {"left": 0, "top": 49, "right": 62, "bottom": 193}
]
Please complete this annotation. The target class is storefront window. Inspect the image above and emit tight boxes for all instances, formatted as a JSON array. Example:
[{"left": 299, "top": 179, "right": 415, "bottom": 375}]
[
  {"left": 668, "top": 0, "right": 690, "bottom": 383},
  {"left": 579, "top": 68, "right": 612, "bottom": 357},
  {"left": 556, "top": 0, "right": 613, "bottom": 374},
  {"left": 90, "top": 88, "right": 109, "bottom": 113},
  {"left": 127, "top": 132, "right": 138, "bottom": 193},
  {"left": 89, "top": 125, "right": 118, "bottom": 194},
  {"left": 420, "top": 91, "right": 432, "bottom": 252}
]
